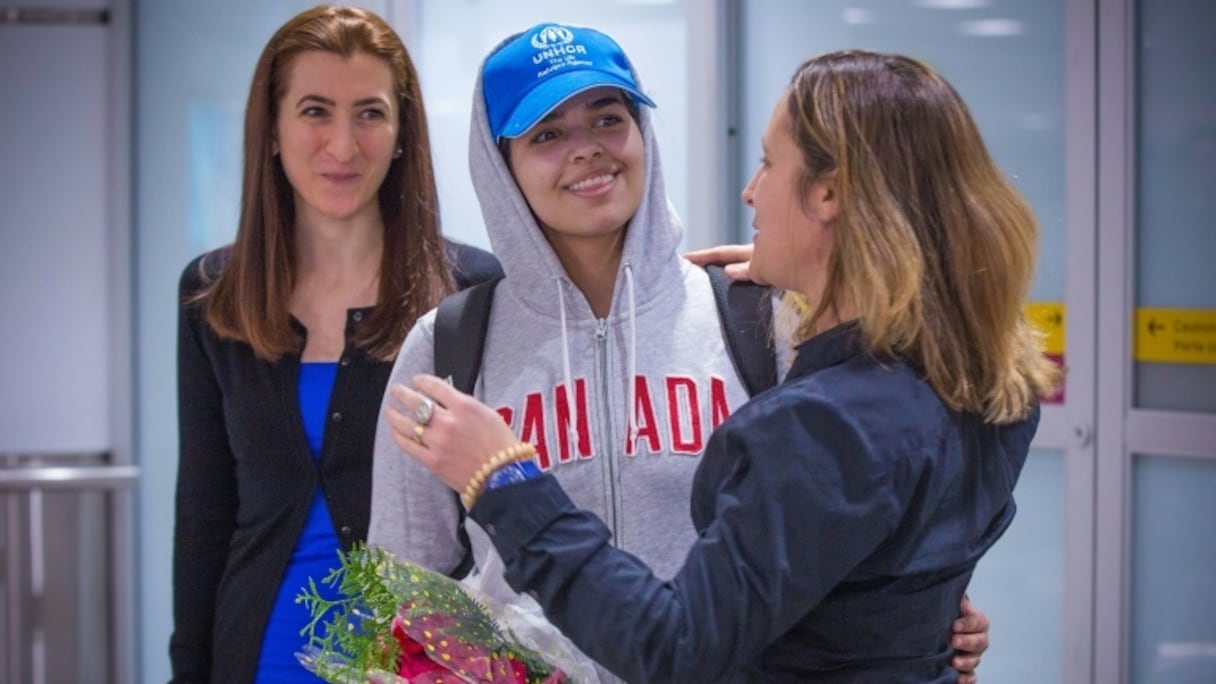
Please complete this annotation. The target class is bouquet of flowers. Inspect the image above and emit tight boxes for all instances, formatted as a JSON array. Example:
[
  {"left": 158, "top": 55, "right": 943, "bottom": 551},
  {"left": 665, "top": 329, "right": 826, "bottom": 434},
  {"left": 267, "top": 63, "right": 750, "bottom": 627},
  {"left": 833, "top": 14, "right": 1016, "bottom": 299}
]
[{"left": 296, "top": 543, "right": 597, "bottom": 683}]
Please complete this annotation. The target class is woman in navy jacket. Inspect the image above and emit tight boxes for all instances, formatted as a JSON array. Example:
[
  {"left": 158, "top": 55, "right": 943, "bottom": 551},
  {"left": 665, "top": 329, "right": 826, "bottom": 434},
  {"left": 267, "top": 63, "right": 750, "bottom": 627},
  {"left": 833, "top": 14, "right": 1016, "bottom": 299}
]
[{"left": 389, "top": 50, "right": 1061, "bottom": 682}]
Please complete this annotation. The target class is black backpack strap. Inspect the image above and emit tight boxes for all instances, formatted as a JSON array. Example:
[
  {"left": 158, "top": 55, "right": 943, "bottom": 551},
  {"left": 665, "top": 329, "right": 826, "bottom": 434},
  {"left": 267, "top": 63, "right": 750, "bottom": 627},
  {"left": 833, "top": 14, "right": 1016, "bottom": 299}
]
[
  {"left": 706, "top": 265, "right": 778, "bottom": 396},
  {"left": 434, "top": 275, "right": 503, "bottom": 394},
  {"left": 432, "top": 274, "right": 502, "bottom": 579}
]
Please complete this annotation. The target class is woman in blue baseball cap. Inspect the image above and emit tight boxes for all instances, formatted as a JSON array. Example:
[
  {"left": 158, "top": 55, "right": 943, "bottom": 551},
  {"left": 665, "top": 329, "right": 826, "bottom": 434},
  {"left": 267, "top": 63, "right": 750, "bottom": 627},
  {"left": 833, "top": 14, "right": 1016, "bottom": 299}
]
[{"left": 371, "top": 25, "right": 994, "bottom": 683}]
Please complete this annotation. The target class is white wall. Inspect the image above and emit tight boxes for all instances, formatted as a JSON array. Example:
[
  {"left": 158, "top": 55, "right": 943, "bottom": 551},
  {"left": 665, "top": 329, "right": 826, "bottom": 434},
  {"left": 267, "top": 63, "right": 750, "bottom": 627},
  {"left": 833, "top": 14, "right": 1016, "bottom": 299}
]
[
  {"left": 0, "top": 1, "right": 135, "bottom": 681},
  {"left": 0, "top": 5, "right": 112, "bottom": 453}
]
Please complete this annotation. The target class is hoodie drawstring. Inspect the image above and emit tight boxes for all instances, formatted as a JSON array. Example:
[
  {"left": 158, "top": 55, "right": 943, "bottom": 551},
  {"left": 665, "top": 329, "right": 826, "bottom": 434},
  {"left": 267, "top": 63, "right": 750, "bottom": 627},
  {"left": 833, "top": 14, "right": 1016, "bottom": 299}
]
[
  {"left": 624, "top": 263, "right": 638, "bottom": 453},
  {"left": 556, "top": 277, "right": 579, "bottom": 448}
]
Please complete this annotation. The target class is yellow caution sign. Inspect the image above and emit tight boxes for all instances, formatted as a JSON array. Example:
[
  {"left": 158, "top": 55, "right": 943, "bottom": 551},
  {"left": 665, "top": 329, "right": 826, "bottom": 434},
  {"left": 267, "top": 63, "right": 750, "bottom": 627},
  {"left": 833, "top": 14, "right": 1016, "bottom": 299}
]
[
  {"left": 1136, "top": 308, "right": 1216, "bottom": 364},
  {"left": 1024, "top": 302, "right": 1065, "bottom": 356}
]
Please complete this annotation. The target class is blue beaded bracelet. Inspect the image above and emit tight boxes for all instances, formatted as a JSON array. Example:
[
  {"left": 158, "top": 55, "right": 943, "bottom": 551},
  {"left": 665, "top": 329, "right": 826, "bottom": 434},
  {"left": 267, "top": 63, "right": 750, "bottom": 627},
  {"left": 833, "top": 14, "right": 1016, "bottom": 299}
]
[{"left": 484, "top": 460, "right": 542, "bottom": 493}]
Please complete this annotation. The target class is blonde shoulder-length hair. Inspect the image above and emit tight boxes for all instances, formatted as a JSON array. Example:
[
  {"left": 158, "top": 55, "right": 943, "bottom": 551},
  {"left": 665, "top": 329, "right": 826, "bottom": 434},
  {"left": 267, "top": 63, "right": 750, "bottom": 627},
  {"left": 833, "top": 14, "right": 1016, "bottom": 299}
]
[{"left": 784, "top": 50, "right": 1061, "bottom": 423}]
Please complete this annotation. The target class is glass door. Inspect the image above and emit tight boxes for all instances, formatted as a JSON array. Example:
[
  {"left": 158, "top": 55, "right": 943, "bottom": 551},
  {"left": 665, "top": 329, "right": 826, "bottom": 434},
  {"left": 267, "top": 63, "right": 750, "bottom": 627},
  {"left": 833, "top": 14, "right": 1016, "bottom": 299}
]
[{"left": 1096, "top": 1, "right": 1216, "bottom": 682}]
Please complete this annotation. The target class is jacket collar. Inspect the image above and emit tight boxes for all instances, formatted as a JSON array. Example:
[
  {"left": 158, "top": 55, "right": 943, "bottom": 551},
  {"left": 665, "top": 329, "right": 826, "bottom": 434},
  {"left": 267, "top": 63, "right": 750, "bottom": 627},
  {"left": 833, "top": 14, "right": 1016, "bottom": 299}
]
[{"left": 786, "top": 320, "right": 866, "bottom": 381}]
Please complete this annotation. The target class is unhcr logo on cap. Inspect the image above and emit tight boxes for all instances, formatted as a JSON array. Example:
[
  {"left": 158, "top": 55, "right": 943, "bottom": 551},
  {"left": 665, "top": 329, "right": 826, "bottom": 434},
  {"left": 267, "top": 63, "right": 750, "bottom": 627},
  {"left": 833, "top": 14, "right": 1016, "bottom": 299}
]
[
  {"left": 531, "top": 25, "right": 574, "bottom": 49},
  {"left": 530, "top": 24, "right": 588, "bottom": 65}
]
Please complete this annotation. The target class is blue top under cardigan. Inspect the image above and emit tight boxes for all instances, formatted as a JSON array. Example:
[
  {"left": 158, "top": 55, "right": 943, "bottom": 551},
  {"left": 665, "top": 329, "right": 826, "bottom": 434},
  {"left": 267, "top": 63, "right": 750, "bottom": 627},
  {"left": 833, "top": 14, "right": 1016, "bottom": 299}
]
[{"left": 255, "top": 362, "right": 340, "bottom": 682}]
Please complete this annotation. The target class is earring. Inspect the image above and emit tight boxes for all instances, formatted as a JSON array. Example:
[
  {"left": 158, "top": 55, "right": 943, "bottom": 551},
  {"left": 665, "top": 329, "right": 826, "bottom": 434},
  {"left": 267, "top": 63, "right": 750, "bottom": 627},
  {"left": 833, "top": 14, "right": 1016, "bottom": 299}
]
[{"left": 394, "top": 147, "right": 403, "bottom": 159}]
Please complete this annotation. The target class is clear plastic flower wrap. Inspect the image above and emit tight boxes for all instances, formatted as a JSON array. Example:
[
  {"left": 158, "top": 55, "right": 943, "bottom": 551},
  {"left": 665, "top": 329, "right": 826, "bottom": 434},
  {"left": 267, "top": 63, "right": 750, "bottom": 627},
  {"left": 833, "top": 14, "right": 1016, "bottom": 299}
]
[{"left": 296, "top": 543, "right": 602, "bottom": 683}]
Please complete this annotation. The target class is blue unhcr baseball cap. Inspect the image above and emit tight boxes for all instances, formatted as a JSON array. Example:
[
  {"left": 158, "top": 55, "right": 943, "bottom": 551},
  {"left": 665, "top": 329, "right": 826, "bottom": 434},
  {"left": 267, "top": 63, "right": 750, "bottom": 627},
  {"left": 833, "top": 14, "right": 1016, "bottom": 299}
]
[{"left": 483, "top": 22, "right": 657, "bottom": 142}]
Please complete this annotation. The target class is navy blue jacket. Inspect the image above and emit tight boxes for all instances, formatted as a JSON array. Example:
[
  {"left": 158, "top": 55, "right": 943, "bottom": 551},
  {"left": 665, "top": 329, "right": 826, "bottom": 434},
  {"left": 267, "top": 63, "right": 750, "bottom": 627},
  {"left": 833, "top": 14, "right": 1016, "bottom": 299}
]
[{"left": 473, "top": 321, "right": 1039, "bottom": 683}]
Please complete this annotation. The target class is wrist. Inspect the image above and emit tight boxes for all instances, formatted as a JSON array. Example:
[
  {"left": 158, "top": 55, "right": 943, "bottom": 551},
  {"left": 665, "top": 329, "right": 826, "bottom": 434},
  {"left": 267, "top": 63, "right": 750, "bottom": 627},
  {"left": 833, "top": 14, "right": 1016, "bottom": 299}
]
[
  {"left": 484, "top": 460, "right": 542, "bottom": 493},
  {"left": 460, "top": 442, "right": 538, "bottom": 510}
]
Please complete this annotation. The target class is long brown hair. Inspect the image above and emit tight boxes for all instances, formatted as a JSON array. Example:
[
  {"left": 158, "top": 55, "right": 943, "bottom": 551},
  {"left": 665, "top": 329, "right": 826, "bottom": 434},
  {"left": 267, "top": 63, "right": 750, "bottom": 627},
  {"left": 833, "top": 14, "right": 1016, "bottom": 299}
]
[
  {"left": 784, "top": 50, "right": 1060, "bottom": 423},
  {"left": 196, "top": 5, "right": 451, "bottom": 361}
]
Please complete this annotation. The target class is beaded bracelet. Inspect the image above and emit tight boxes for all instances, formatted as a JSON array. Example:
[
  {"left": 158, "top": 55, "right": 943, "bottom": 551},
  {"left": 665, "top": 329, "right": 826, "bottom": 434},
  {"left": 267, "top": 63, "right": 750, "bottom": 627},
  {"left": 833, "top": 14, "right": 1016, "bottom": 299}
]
[{"left": 461, "top": 442, "right": 538, "bottom": 510}]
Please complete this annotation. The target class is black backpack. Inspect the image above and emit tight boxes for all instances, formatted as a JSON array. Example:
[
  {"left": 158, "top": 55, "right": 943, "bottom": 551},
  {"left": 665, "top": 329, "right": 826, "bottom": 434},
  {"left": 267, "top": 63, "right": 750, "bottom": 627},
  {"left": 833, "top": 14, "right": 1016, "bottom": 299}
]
[{"left": 434, "top": 264, "right": 777, "bottom": 397}]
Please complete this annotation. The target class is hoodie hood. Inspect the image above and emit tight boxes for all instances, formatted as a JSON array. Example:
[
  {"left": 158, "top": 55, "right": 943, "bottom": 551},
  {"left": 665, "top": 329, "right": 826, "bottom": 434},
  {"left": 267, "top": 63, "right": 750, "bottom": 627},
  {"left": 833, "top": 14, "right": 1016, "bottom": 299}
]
[{"left": 467, "top": 31, "right": 685, "bottom": 321}]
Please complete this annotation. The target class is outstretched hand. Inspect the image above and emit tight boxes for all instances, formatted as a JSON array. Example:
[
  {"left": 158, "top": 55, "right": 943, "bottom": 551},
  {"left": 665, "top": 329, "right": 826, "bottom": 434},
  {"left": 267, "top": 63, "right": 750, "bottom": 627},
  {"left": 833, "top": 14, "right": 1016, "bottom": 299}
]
[
  {"left": 951, "top": 594, "right": 990, "bottom": 684},
  {"left": 385, "top": 374, "right": 518, "bottom": 494},
  {"left": 683, "top": 243, "right": 760, "bottom": 283}
]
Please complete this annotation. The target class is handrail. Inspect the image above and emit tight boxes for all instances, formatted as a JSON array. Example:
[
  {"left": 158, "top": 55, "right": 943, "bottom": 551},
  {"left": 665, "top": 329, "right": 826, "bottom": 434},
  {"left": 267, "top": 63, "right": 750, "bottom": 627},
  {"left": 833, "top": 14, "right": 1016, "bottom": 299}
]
[
  {"left": 0, "top": 465, "right": 140, "bottom": 491},
  {"left": 0, "top": 8, "right": 109, "bottom": 25},
  {"left": 0, "top": 450, "right": 110, "bottom": 461}
]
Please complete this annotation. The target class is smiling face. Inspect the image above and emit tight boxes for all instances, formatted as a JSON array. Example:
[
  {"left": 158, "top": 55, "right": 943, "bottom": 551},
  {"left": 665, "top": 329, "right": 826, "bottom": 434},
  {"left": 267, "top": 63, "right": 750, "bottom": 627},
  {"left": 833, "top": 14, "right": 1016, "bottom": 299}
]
[
  {"left": 274, "top": 50, "right": 399, "bottom": 225},
  {"left": 504, "top": 86, "right": 645, "bottom": 255},
  {"left": 742, "top": 91, "right": 837, "bottom": 303}
]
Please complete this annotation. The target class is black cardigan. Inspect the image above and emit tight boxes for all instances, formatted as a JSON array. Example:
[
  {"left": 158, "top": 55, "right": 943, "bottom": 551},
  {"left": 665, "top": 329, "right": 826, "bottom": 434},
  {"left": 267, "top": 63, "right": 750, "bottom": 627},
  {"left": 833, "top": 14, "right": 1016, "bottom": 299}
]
[{"left": 169, "top": 240, "right": 501, "bottom": 683}]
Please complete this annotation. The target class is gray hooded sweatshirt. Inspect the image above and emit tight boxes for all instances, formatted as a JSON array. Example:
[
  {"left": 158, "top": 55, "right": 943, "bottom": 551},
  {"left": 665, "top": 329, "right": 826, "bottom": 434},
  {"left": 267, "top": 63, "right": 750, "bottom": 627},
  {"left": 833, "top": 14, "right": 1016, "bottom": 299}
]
[{"left": 368, "top": 51, "right": 757, "bottom": 584}]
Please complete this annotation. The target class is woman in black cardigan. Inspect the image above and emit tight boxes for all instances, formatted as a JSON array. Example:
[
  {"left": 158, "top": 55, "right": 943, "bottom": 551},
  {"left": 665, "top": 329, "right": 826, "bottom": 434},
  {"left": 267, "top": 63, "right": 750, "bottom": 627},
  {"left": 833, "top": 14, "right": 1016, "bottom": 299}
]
[{"left": 169, "top": 7, "right": 500, "bottom": 682}]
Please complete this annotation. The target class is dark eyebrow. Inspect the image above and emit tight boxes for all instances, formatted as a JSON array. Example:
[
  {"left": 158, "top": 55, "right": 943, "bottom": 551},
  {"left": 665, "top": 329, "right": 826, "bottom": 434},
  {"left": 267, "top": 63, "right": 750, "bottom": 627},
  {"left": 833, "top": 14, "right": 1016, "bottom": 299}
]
[
  {"left": 294, "top": 94, "right": 391, "bottom": 108},
  {"left": 296, "top": 94, "right": 334, "bottom": 108},
  {"left": 355, "top": 96, "right": 391, "bottom": 108},
  {"left": 587, "top": 94, "right": 626, "bottom": 110},
  {"left": 536, "top": 93, "right": 628, "bottom": 125},
  {"left": 536, "top": 107, "right": 563, "bottom": 126}
]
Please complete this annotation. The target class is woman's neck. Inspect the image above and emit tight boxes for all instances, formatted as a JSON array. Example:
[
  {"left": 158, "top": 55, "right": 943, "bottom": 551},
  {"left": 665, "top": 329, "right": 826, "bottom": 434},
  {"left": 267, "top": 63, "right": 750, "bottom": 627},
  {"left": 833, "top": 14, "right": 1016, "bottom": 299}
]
[
  {"left": 293, "top": 211, "right": 383, "bottom": 297},
  {"left": 788, "top": 291, "right": 856, "bottom": 344},
  {"left": 290, "top": 213, "right": 384, "bottom": 362},
  {"left": 292, "top": 209, "right": 384, "bottom": 318},
  {"left": 544, "top": 229, "right": 625, "bottom": 318}
]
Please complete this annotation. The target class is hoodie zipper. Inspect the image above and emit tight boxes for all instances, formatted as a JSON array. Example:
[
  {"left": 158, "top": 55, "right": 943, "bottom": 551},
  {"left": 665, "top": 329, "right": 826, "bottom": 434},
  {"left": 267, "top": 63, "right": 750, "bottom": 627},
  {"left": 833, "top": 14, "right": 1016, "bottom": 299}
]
[{"left": 594, "top": 317, "right": 621, "bottom": 544}]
